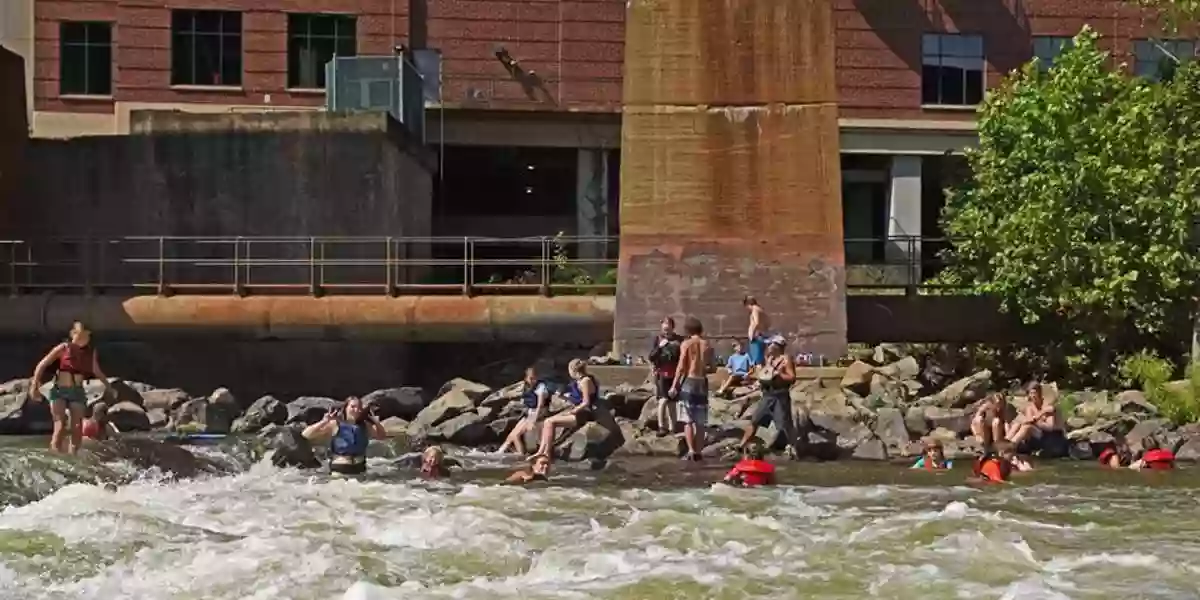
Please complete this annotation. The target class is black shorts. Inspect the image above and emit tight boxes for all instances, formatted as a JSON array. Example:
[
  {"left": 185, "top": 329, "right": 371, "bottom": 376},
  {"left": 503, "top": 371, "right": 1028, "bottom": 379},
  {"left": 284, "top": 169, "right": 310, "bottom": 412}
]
[
  {"left": 655, "top": 374, "right": 674, "bottom": 398},
  {"left": 1019, "top": 428, "right": 1069, "bottom": 458}
]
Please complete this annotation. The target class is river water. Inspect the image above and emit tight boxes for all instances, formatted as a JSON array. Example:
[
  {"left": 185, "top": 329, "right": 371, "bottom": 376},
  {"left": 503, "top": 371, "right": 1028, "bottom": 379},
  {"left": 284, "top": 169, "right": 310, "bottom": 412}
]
[{"left": 0, "top": 440, "right": 1198, "bottom": 600}]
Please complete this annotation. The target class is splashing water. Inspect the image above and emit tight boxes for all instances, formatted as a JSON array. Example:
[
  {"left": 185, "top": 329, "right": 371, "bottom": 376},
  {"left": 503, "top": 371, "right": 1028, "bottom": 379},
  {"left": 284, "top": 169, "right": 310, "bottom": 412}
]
[{"left": 0, "top": 443, "right": 1198, "bottom": 600}]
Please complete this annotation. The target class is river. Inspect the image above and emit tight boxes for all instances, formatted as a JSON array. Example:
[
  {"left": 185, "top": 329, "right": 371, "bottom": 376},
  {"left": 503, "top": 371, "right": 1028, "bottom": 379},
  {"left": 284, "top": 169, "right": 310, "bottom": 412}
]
[{"left": 0, "top": 440, "right": 1198, "bottom": 600}]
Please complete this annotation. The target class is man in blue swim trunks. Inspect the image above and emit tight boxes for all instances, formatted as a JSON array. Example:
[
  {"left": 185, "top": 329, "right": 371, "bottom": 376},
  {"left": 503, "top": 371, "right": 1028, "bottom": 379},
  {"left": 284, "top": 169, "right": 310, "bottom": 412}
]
[{"left": 743, "top": 296, "right": 771, "bottom": 367}]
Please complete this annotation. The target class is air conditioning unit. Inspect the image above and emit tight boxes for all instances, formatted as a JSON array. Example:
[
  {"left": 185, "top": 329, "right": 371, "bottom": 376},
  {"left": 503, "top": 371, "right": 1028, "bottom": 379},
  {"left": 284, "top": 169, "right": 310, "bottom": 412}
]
[{"left": 326, "top": 55, "right": 426, "bottom": 143}]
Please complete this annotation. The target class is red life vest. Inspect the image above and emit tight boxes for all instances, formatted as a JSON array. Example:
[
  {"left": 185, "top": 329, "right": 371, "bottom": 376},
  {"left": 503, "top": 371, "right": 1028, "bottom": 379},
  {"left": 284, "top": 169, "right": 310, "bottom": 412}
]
[
  {"left": 726, "top": 459, "right": 776, "bottom": 487},
  {"left": 58, "top": 343, "right": 95, "bottom": 376},
  {"left": 1143, "top": 448, "right": 1175, "bottom": 470},
  {"left": 973, "top": 456, "right": 1010, "bottom": 483},
  {"left": 81, "top": 418, "right": 102, "bottom": 440}
]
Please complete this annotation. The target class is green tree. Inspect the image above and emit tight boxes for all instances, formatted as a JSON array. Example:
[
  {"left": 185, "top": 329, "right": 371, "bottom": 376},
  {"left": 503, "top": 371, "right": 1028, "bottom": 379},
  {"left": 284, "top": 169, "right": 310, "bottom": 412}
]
[
  {"left": 1135, "top": 0, "right": 1200, "bottom": 33},
  {"left": 938, "top": 27, "right": 1200, "bottom": 380}
]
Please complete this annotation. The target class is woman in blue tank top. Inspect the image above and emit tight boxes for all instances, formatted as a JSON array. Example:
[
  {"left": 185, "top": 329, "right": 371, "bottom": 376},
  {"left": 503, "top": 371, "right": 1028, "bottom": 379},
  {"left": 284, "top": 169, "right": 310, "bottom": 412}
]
[
  {"left": 534, "top": 359, "right": 623, "bottom": 459},
  {"left": 498, "top": 366, "right": 552, "bottom": 455},
  {"left": 301, "top": 396, "right": 388, "bottom": 475}
]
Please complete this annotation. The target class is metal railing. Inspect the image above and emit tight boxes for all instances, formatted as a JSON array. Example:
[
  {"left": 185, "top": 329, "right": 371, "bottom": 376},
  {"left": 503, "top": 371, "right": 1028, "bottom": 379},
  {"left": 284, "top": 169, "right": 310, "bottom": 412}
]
[{"left": 0, "top": 235, "right": 956, "bottom": 297}]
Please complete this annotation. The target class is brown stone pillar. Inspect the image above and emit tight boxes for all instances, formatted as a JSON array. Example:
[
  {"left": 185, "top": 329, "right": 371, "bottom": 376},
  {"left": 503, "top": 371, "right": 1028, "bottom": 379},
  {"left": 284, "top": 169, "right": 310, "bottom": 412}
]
[{"left": 615, "top": 0, "right": 846, "bottom": 358}]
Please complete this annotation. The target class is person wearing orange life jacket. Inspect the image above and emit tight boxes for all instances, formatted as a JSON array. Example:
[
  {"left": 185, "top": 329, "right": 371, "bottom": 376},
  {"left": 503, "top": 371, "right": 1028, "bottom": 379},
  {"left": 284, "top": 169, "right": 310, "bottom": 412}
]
[
  {"left": 972, "top": 441, "right": 1032, "bottom": 484},
  {"left": 910, "top": 438, "right": 952, "bottom": 470},
  {"left": 1131, "top": 447, "right": 1176, "bottom": 471},
  {"left": 722, "top": 440, "right": 776, "bottom": 487}
]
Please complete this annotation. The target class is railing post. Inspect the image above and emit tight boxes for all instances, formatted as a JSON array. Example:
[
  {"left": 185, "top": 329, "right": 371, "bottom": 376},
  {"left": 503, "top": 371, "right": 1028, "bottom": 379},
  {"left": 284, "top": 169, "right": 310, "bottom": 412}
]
[
  {"left": 385, "top": 236, "right": 394, "bottom": 296},
  {"left": 156, "top": 237, "right": 168, "bottom": 296},
  {"left": 309, "top": 237, "right": 319, "bottom": 297},
  {"left": 539, "top": 237, "right": 551, "bottom": 297},
  {"left": 233, "top": 237, "right": 246, "bottom": 297},
  {"left": 905, "top": 235, "right": 918, "bottom": 297},
  {"left": 462, "top": 237, "right": 473, "bottom": 297}
]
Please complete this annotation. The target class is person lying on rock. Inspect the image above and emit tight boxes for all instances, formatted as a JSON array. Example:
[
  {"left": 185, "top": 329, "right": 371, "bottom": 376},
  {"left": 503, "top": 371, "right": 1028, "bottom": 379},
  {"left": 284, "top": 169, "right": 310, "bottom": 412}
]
[
  {"left": 301, "top": 396, "right": 387, "bottom": 475},
  {"left": 739, "top": 336, "right": 805, "bottom": 460},
  {"left": 535, "top": 359, "right": 615, "bottom": 459},
  {"left": 911, "top": 438, "right": 952, "bottom": 470},
  {"left": 970, "top": 392, "right": 1008, "bottom": 448},
  {"left": 29, "top": 320, "right": 113, "bottom": 455},
  {"left": 722, "top": 440, "right": 776, "bottom": 487},
  {"left": 506, "top": 453, "right": 552, "bottom": 484},
  {"left": 717, "top": 339, "right": 754, "bottom": 399},
  {"left": 81, "top": 401, "right": 120, "bottom": 442},
  {"left": 497, "top": 366, "right": 552, "bottom": 455},
  {"left": 1007, "top": 383, "right": 1068, "bottom": 458}
]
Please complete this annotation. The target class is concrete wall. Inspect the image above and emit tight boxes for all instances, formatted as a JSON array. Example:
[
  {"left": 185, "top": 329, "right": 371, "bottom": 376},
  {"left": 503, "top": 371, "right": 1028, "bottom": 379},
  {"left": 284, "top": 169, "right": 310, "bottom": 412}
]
[{"left": 0, "top": 45, "right": 29, "bottom": 235}]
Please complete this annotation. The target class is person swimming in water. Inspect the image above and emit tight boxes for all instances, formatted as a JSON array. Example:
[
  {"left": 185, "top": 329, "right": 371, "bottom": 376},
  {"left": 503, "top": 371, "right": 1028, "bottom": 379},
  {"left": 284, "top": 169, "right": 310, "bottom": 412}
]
[
  {"left": 497, "top": 366, "right": 552, "bottom": 455},
  {"left": 911, "top": 438, "right": 952, "bottom": 470},
  {"left": 29, "top": 321, "right": 113, "bottom": 454},
  {"left": 420, "top": 446, "right": 454, "bottom": 478},
  {"left": 506, "top": 453, "right": 552, "bottom": 484},
  {"left": 971, "top": 441, "right": 1032, "bottom": 483},
  {"left": 722, "top": 439, "right": 776, "bottom": 487},
  {"left": 301, "top": 396, "right": 388, "bottom": 475},
  {"left": 81, "top": 401, "right": 120, "bottom": 442}
]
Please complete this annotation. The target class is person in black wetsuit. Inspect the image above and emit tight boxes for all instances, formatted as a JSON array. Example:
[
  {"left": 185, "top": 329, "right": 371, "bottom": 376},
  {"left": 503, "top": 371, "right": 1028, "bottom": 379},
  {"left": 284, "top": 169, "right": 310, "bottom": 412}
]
[
  {"left": 648, "top": 317, "right": 683, "bottom": 437},
  {"left": 738, "top": 336, "right": 806, "bottom": 459},
  {"left": 301, "top": 396, "right": 388, "bottom": 475}
]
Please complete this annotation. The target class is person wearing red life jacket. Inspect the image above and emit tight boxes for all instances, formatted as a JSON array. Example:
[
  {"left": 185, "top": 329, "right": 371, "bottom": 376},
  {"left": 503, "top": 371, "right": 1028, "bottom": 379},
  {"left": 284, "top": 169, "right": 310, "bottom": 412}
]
[
  {"left": 722, "top": 440, "right": 776, "bottom": 487},
  {"left": 1132, "top": 447, "right": 1176, "bottom": 471},
  {"left": 971, "top": 441, "right": 1032, "bottom": 484},
  {"left": 29, "top": 321, "right": 114, "bottom": 454},
  {"left": 1098, "top": 442, "right": 1134, "bottom": 469},
  {"left": 911, "top": 438, "right": 952, "bottom": 470}
]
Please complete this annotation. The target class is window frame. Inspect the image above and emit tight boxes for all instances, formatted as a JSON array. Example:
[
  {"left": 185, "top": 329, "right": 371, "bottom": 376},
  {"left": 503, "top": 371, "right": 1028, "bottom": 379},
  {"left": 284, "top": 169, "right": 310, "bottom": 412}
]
[
  {"left": 1032, "top": 36, "right": 1073, "bottom": 72},
  {"left": 170, "top": 9, "right": 244, "bottom": 88},
  {"left": 920, "top": 32, "right": 986, "bottom": 108},
  {"left": 286, "top": 13, "right": 358, "bottom": 91},
  {"left": 59, "top": 21, "right": 114, "bottom": 97},
  {"left": 1134, "top": 38, "right": 1195, "bottom": 81}
]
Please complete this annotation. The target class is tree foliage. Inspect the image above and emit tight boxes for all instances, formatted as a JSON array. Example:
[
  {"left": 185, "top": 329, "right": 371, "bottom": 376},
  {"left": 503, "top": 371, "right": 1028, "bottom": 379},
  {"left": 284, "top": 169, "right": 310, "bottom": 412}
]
[
  {"left": 938, "top": 27, "right": 1200, "bottom": 377},
  {"left": 1135, "top": 0, "right": 1200, "bottom": 33}
]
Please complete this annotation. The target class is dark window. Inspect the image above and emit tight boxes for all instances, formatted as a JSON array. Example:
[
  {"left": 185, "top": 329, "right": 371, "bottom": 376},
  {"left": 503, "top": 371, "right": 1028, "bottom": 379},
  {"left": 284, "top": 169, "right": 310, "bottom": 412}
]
[
  {"left": 288, "top": 14, "right": 357, "bottom": 89},
  {"left": 1135, "top": 39, "right": 1194, "bottom": 82},
  {"left": 436, "top": 146, "right": 579, "bottom": 217},
  {"left": 921, "top": 33, "right": 985, "bottom": 106},
  {"left": 171, "top": 10, "right": 242, "bottom": 86},
  {"left": 1033, "top": 36, "right": 1073, "bottom": 71},
  {"left": 60, "top": 22, "right": 112, "bottom": 96}
]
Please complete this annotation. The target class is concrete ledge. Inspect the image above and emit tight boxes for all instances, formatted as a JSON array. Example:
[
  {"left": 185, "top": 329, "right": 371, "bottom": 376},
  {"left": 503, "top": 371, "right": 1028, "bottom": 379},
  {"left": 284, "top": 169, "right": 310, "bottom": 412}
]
[{"left": 0, "top": 295, "right": 616, "bottom": 342}]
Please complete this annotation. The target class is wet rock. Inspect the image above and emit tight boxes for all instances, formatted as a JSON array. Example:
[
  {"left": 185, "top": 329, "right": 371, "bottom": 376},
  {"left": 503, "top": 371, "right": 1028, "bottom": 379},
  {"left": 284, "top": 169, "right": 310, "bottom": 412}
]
[
  {"left": 479, "top": 381, "right": 525, "bottom": 409},
  {"left": 202, "top": 388, "right": 240, "bottom": 433},
  {"left": 435, "top": 378, "right": 492, "bottom": 405},
  {"left": 1175, "top": 437, "right": 1200, "bottom": 460},
  {"left": 852, "top": 437, "right": 888, "bottom": 460},
  {"left": 874, "top": 407, "right": 909, "bottom": 450},
  {"left": 380, "top": 417, "right": 410, "bottom": 436},
  {"left": 904, "top": 405, "right": 929, "bottom": 437},
  {"left": 232, "top": 395, "right": 288, "bottom": 433},
  {"left": 877, "top": 356, "right": 920, "bottom": 381},
  {"left": 102, "top": 379, "right": 146, "bottom": 408},
  {"left": 87, "top": 438, "right": 219, "bottom": 478},
  {"left": 872, "top": 343, "right": 904, "bottom": 365},
  {"left": 426, "top": 411, "right": 493, "bottom": 446},
  {"left": 1124, "top": 419, "right": 1171, "bottom": 453},
  {"left": 608, "top": 389, "right": 652, "bottom": 421},
  {"left": 810, "top": 410, "right": 859, "bottom": 440},
  {"left": 108, "top": 401, "right": 151, "bottom": 432},
  {"left": 362, "top": 387, "right": 426, "bottom": 421},
  {"left": 926, "top": 427, "right": 958, "bottom": 443},
  {"left": 0, "top": 379, "right": 29, "bottom": 396},
  {"left": 286, "top": 397, "right": 339, "bottom": 425},
  {"left": 487, "top": 415, "right": 522, "bottom": 441},
  {"left": 869, "top": 373, "right": 909, "bottom": 406},
  {"left": 265, "top": 426, "right": 320, "bottom": 469},
  {"left": 932, "top": 370, "right": 991, "bottom": 408},
  {"left": 0, "top": 392, "right": 53, "bottom": 435},
  {"left": 924, "top": 406, "right": 972, "bottom": 436},
  {"left": 496, "top": 400, "right": 526, "bottom": 421},
  {"left": 556, "top": 421, "right": 623, "bottom": 461},
  {"left": 409, "top": 389, "right": 475, "bottom": 436},
  {"left": 840, "top": 361, "right": 874, "bottom": 396},
  {"left": 146, "top": 408, "right": 169, "bottom": 429},
  {"left": 141, "top": 388, "right": 190, "bottom": 412},
  {"left": 1071, "top": 391, "right": 1116, "bottom": 422},
  {"left": 1114, "top": 390, "right": 1158, "bottom": 416}
]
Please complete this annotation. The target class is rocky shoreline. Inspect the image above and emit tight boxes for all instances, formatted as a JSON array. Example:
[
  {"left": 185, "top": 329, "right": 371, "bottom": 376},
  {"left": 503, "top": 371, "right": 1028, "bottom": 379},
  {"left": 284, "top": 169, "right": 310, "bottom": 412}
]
[{"left": 3, "top": 344, "right": 1199, "bottom": 466}]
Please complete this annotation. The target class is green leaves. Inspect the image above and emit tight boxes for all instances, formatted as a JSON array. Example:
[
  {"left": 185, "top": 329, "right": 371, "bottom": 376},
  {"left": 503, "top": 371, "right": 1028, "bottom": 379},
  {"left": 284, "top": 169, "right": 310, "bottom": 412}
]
[
  {"left": 1136, "top": 0, "right": 1200, "bottom": 34},
  {"left": 940, "top": 27, "right": 1200, "bottom": 378}
]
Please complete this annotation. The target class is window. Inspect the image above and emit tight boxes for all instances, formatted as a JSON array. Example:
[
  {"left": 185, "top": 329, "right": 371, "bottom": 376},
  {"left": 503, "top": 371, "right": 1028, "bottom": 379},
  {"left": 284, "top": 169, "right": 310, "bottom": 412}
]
[
  {"left": 921, "top": 33, "right": 985, "bottom": 106},
  {"left": 1134, "top": 39, "right": 1194, "bottom": 81},
  {"left": 60, "top": 22, "right": 112, "bottom": 96},
  {"left": 171, "top": 10, "right": 242, "bottom": 86},
  {"left": 288, "top": 14, "right": 357, "bottom": 89},
  {"left": 1033, "top": 36, "right": 1072, "bottom": 71}
]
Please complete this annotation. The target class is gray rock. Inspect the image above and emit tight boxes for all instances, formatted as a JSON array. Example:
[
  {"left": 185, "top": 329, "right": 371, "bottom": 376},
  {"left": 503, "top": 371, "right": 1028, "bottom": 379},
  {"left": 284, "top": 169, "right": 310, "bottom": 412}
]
[
  {"left": 204, "top": 389, "right": 240, "bottom": 433},
  {"left": 141, "top": 388, "right": 190, "bottom": 411},
  {"left": 841, "top": 361, "right": 874, "bottom": 396},
  {"left": 146, "top": 408, "right": 169, "bottom": 429},
  {"left": 108, "top": 401, "right": 151, "bottom": 432},
  {"left": 362, "top": 387, "right": 426, "bottom": 421},
  {"left": 904, "top": 405, "right": 929, "bottom": 437},
  {"left": 556, "top": 421, "right": 623, "bottom": 461},
  {"left": 874, "top": 407, "right": 909, "bottom": 449},
  {"left": 924, "top": 406, "right": 972, "bottom": 436},
  {"left": 105, "top": 379, "right": 146, "bottom": 408},
  {"left": 232, "top": 395, "right": 288, "bottom": 433},
  {"left": 932, "top": 370, "right": 991, "bottom": 408},
  {"left": 926, "top": 427, "right": 959, "bottom": 443},
  {"left": 1071, "top": 391, "right": 1116, "bottom": 422},
  {"left": 266, "top": 426, "right": 320, "bottom": 469},
  {"left": 1175, "top": 437, "right": 1200, "bottom": 460},
  {"left": 853, "top": 437, "right": 888, "bottom": 460},
  {"left": 1124, "top": 419, "right": 1171, "bottom": 453},
  {"left": 286, "top": 397, "right": 339, "bottom": 425},
  {"left": 435, "top": 378, "right": 492, "bottom": 405},
  {"left": 869, "top": 373, "right": 909, "bottom": 406},
  {"left": 878, "top": 356, "right": 920, "bottom": 381},
  {"left": 1115, "top": 390, "right": 1158, "bottom": 416},
  {"left": 426, "top": 411, "right": 493, "bottom": 446},
  {"left": 380, "top": 416, "right": 410, "bottom": 436},
  {"left": 872, "top": 343, "right": 904, "bottom": 365},
  {"left": 609, "top": 389, "right": 653, "bottom": 420},
  {"left": 85, "top": 438, "right": 219, "bottom": 478},
  {"left": 810, "top": 411, "right": 859, "bottom": 440},
  {"left": 0, "top": 392, "right": 53, "bottom": 435},
  {"left": 409, "top": 389, "right": 475, "bottom": 435},
  {"left": 488, "top": 415, "right": 523, "bottom": 440},
  {"left": 0, "top": 379, "right": 29, "bottom": 396},
  {"left": 208, "top": 387, "right": 236, "bottom": 408},
  {"left": 479, "top": 381, "right": 525, "bottom": 409},
  {"left": 171, "top": 399, "right": 207, "bottom": 430}
]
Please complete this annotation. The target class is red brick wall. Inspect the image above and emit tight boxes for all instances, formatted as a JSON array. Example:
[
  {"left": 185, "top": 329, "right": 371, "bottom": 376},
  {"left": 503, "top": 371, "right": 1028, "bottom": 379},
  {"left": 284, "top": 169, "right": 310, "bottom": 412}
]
[{"left": 32, "top": 0, "right": 1171, "bottom": 118}]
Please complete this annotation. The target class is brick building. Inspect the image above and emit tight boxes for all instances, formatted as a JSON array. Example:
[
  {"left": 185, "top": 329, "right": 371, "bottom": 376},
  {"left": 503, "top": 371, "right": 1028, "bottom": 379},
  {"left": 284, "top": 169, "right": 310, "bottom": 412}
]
[{"left": 3, "top": 0, "right": 1189, "bottom": 251}]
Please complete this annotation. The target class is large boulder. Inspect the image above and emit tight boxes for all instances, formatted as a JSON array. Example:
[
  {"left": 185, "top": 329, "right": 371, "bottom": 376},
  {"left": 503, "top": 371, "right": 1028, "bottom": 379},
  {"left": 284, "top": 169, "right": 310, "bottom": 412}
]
[
  {"left": 556, "top": 421, "right": 624, "bottom": 461},
  {"left": 617, "top": 429, "right": 687, "bottom": 457},
  {"left": 203, "top": 388, "right": 240, "bottom": 433},
  {"left": 904, "top": 405, "right": 930, "bottom": 437},
  {"left": 108, "top": 401, "right": 151, "bottom": 432},
  {"left": 877, "top": 356, "right": 920, "bottom": 381},
  {"left": 286, "top": 397, "right": 339, "bottom": 425},
  {"left": 479, "top": 381, "right": 526, "bottom": 409},
  {"left": 487, "top": 415, "right": 523, "bottom": 441},
  {"left": 425, "top": 411, "right": 493, "bottom": 446},
  {"left": 232, "top": 395, "right": 288, "bottom": 433},
  {"left": 852, "top": 436, "right": 888, "bottom": 460},
  {"left": 86, "top": 438, "right": 220, "bottom": 478},
  {"left": 608, "top": 389, "right": 653, "bottom": 421},
  {"left": 141, "top": 388, "right": 190, "bottom": 412},
  {"left": 1114, "top": 390, "right": 1158, "bottom": 416},
  {"left": 841, "top": 361, "right": 874, "bottom": 396},
  {"left": 105, "top": 379, "right": 146, "bottom": 408},
  {"left": 380, "top": 417, "right": 410, "bottom": 436},
  {"left": 1071, "top": 391, "right": 1117, "bottom": 423},
  {"left": 362, "top": 387, "right": 427, "bottom": 421},
  {"left": 1124, "top": 418, "right": 1171, "bottom": 453},
  {"left": 874, "top": 407, "right": 910, "bottom": 450},
  {"left": 409, "top": 389, "right": 476, "bottom": 435},
  {"left": 435, "top": 378, "right": 492, "bottom": 405},
  {"left": 264, "top": 426, "right": 320, "bottom": 469},
  {"left": 1175, "top": 436, "right": 1200, "bottom": 460},
  {"left": 924, "top": 406, "right": 972, "bottom": 436},
  {"left": 0, "top": 392, "right": 53, "bottom": 435}
]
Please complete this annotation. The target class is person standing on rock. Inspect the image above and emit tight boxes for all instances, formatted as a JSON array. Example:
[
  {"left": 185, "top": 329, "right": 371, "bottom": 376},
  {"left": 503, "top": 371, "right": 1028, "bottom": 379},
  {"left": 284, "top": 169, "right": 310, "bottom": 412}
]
[
  {"left": 649, "top": 317, "right": 684, "bottom": 437},
  {"left": 535, "top": 359, "right": 619, "bottom": 459},
  {"left": 671, "top": 317, "right": 714, "bottom": 461},
  {"left": 29, "top": 321, "right": 113, "bottom": 454},
  {"left": 301, "top": 396, "right": 387, "bottom": 475},
  {"left": 744, "top": 296, "right": 771, "bottom": 367},
  {"left": 497, "top": 366, "right": 552, "bottom": 455},
  {"left": 739, "top": 336, "right": 805, "bottom": 459}
]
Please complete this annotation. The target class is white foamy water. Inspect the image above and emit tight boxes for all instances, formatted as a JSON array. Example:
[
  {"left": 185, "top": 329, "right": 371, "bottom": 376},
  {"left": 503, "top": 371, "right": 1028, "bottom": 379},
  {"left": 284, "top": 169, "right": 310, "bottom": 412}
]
[{"left": 1, "top": 451, "right": 1199, "bottom": 600}]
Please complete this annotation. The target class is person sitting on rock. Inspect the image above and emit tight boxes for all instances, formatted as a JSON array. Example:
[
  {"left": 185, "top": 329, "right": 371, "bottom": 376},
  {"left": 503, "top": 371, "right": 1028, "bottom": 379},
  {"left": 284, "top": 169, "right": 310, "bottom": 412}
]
[
  {"left": 739, "top": 336, "right": 805, "bottom": 460},
  {"left": 301, "top": 396, "right": 387, "bottom": 475},
  {"left": 535, "top": 359, "right": 617, "bottom": 459},
  {"left": 29, "top": 321, "right": 114, "bottom": 454},
  {"left": 649, "top": 317, "right": 684, "bottom": 437},
  {"left": 717, "top": 339, "right": 754, "bottom": 399},
  {"left": 911, "top": 438, "right": 952, "bottom": 470},
  {"left": 497, "top": 366, "right": 552, "bottom": 455},
  {"left": 1007, "top": 382, "right": 1068, "bottom": 458},
  {"left": 970, "top": 392, "right": 1008, "bottom": 448},
  {"left": 81, "top": 401, "right": 120, "bottom": 442},
  {"left": 722, "top": 439, "right": 776, "bottom": 487},
  {"left": 506, "top": 453, "right": 552, "bottom": 484}
]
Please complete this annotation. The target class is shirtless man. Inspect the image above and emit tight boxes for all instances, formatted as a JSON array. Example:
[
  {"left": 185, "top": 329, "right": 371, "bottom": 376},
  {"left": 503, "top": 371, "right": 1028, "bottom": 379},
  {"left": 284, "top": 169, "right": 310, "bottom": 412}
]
[
  {"left": 744, "top": 296, "right": 771, "bottom": 367},
  {"left": 670, "top": 317, "right": 714, "bottom": 461}
]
